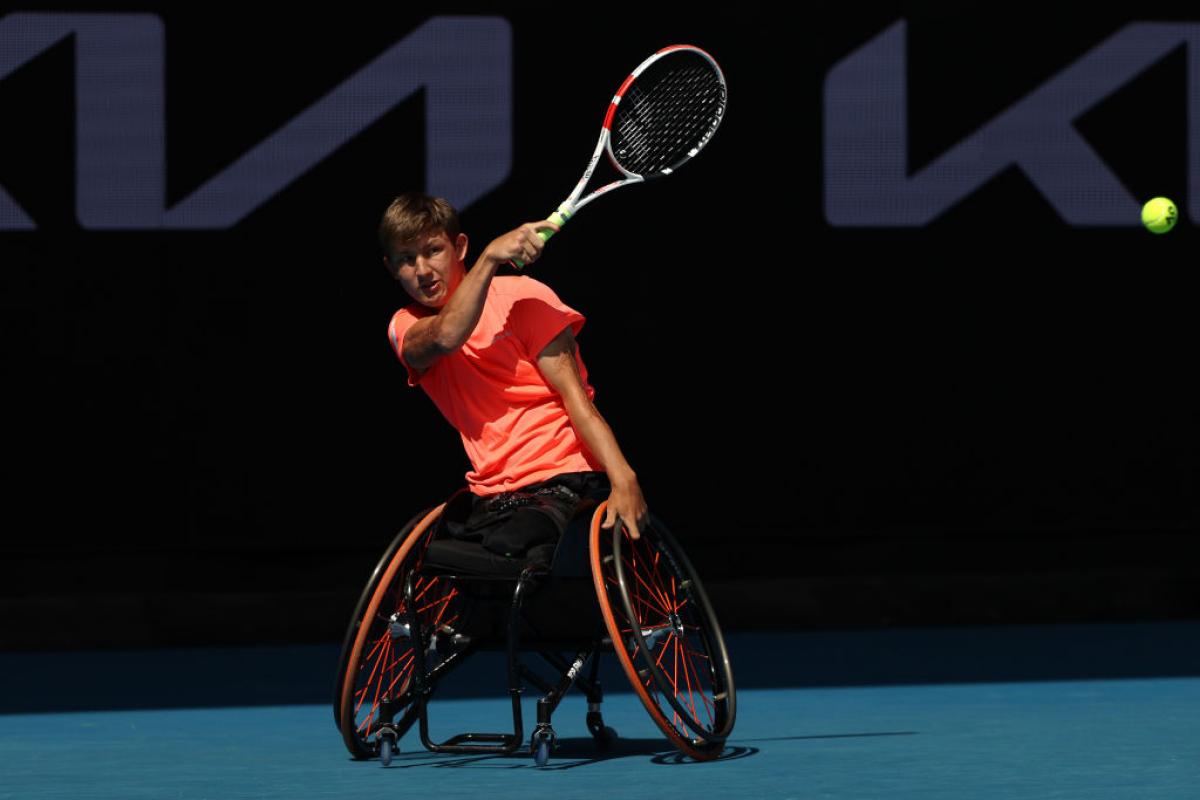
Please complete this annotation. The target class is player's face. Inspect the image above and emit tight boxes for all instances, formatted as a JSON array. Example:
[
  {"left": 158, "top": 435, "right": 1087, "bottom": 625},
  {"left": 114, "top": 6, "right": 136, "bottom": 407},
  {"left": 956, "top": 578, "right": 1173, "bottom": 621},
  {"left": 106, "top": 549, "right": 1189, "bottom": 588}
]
[{"left": 385, "top": 230, "right": 469, "bottom": 308}]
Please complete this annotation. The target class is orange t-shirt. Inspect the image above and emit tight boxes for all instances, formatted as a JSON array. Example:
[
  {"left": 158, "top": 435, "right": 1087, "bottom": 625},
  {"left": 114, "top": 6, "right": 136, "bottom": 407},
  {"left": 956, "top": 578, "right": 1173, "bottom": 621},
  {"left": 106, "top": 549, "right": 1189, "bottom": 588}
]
[{"left": 387, "top": 276, "right": 602, "bottom": 495}]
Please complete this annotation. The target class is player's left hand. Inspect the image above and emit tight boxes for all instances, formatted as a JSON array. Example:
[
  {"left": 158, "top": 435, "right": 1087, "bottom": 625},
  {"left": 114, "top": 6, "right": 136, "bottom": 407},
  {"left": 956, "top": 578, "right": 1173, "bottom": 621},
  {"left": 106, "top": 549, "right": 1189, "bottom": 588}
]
[{"left": 602, "top": 477, "right": 648, "bottom": 540}]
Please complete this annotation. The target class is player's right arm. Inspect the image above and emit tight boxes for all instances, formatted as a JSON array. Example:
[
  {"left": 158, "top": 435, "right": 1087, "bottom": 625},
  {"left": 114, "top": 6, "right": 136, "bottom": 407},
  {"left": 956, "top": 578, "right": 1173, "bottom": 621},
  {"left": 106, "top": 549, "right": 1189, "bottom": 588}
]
[{"left": 401, "top": 221, "right": 559, "bottom": 373}]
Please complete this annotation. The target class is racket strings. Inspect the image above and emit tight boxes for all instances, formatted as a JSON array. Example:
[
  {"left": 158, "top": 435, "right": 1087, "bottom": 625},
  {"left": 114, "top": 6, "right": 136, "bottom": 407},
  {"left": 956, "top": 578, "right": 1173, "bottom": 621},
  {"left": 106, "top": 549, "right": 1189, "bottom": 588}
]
[
  {"left": 612, "top": 57, "right": 724, "bottom": 176},
  {"left": 616, "top": 69, "right": 713, "bottom": 172}
]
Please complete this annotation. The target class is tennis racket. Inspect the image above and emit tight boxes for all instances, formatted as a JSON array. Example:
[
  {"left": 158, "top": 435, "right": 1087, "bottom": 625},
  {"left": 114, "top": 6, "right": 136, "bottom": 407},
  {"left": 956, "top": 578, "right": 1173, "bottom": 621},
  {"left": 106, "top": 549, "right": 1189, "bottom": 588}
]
[{"left": 513, "top": 44, "right": 726, "bottom": 267}]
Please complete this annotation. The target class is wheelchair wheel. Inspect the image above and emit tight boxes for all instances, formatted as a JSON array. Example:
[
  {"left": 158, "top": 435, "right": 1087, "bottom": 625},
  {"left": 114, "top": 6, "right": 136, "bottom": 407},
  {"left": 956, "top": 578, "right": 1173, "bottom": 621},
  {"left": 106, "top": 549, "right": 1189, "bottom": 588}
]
[
  {"left": 334, "top": 503, "right": 467, "bottom": 759},
  {"left": 589, "top": 502, "right": 736, "bottom": 761}
]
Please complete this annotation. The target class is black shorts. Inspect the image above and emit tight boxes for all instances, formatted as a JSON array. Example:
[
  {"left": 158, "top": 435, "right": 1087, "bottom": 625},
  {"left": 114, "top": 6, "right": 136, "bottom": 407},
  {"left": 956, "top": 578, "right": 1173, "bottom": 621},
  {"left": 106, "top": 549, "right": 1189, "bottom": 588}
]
[{"left": 440, "top": 471, "right": 611, "bottom": 558}]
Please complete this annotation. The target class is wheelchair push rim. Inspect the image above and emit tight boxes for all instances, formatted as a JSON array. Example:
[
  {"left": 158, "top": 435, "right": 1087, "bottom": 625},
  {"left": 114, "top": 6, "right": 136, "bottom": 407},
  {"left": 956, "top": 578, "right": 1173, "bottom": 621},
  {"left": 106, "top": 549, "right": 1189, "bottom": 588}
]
[
  {"left": 335, "top": 503, "right": 464, "bottom": 759},
  {"left": 589, "top": 502, "right": 736, "bottom": 760}
]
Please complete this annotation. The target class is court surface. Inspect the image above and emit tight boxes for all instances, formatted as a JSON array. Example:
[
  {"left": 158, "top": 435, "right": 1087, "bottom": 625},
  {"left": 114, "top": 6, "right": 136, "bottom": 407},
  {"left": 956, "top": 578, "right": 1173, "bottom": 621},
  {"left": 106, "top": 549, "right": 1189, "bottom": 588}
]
[{"left": 2, "top": 624, "right": 1197, "bottom": 799}]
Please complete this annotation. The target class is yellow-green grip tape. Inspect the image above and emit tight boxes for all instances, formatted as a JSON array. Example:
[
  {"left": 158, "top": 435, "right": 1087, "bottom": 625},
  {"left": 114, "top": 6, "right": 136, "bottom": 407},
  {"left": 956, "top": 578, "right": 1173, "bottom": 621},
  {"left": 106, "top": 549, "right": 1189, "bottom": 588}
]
[{"left": 514, "top": 206, "right": 572, "bottom": 268}]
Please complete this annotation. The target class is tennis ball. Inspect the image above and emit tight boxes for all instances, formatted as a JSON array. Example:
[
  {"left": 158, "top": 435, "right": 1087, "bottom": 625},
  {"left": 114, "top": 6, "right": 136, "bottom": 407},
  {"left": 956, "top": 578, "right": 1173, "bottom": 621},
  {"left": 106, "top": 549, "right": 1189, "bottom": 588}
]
[{"left": 1141, "top": 197, "right": 1177, "bottom": 234}]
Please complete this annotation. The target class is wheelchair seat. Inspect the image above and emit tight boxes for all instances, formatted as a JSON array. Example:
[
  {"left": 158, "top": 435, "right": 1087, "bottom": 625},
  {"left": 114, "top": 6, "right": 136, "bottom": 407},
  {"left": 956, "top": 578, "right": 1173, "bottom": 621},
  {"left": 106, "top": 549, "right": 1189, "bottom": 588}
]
[{"left": 421, "top": 491, "right": 598, "bottom": 579}]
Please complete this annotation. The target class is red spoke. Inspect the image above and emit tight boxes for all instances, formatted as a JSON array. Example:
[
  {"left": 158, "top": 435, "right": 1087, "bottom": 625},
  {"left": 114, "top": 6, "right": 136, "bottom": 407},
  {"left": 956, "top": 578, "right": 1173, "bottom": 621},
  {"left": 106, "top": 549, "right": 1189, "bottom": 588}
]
[
  {"left": 625, "top": 545, "right": 669, "bottom": 610},
  {"left": 628, "top": 548, "right": 649, "bottom": 625},
  {"left": 633, "top": 592, "right": 665, "bottom": 623},
  {"left": 355, "top": 636, "right": 391, "bottom": 716},
  {"left": 654, "top": 633, "right": 673, "bottom": 670},
  {"left": 368, "top": 638, "right": 391, "bottom": 717},
  {"left": 417, "top": 587, "right": 453, "bottom": 618},
  {"left": 382, "top": 657, "right": 415, "bottom": 697},
  {"left": 646, "top": 549, "right": 674, "bottom": 610},
  {"left": 362, "top": 632, "right": 388, "bottom": 665},
  {"left": 678, "top": 638, "right": 717, "bottom": 719},
  {"left": 641, "top": 547, "right": 674, "bottom": 611},
  {"left": 622, "top": 554, "right": 671, "bottom": 615},
  {"left": 676, "top": 636, "right": 702, "bottom": 726},
  {"left": 355, "top": 636, "right": 392, "bottom": 731},
  {"left": 668, "top": 631, "right": 679, "bottom": 696},
  {"left": 681, "top": 641, "right": 716, "bottom": 726},
  {"left": 425, "top": 587, "right": 458, "bottom": 623},
  {"left": 681, "top": 633, "right": 705, "bottom": 729},
  {"left": 412, "top": 577, "right": 437, "bottom": 606},
  {"left": 383, "top": 648, "right": 415, "bottom": 676},
  {"left": 415, "top": 598, "right": 443, "bottom": 615}
]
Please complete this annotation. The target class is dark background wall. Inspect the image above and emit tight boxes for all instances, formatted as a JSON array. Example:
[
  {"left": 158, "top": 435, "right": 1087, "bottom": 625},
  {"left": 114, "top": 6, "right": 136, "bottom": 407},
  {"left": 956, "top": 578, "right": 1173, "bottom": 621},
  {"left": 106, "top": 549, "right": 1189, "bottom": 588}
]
[{"left": 1, "top": 4, "right": 1196, "bottom": 649}]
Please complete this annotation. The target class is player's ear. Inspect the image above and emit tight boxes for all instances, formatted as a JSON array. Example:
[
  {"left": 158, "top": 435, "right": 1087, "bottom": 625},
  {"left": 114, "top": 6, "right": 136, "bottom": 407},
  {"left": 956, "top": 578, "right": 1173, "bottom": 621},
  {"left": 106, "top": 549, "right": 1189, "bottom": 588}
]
[{"left": 454, "top": 233, "right": 468, "bottom": 263}]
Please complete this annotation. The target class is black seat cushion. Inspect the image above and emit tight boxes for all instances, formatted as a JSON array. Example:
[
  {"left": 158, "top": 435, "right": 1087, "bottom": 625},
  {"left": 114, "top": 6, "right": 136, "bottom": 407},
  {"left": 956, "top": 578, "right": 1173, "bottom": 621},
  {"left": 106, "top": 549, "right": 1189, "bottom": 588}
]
[
  {"left": 423, "top": 538, "right": 558, "bottom": 578},
  {"left": 420, "top": 474, "right": 609, "bottom": 579}
]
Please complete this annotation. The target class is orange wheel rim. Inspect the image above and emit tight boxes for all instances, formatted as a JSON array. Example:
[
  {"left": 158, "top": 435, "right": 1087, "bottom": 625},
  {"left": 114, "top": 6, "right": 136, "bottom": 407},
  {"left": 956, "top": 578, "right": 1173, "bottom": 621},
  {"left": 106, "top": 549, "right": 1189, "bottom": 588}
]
[
  {"left": 589, "top": 501, "right": 732, "bottom": 760},
  {"left": 338, "top": 504, "right": 448, "bottom": 755}
]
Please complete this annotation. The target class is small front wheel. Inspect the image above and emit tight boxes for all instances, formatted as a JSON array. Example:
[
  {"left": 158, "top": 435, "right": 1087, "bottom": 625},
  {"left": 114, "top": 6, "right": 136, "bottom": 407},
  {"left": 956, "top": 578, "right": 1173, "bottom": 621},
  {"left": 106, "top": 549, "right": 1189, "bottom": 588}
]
[
  {"left": 531, "top": 728, "right": 555, "bottom": 768},
  {"left": 378, "top": 733, "right": 396, "bottom": 767}
]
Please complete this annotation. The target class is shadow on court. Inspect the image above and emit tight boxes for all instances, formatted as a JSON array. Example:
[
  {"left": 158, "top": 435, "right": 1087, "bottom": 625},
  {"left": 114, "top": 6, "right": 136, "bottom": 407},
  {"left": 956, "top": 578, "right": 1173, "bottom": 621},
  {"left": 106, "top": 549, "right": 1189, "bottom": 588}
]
[{"left": 367, "top": 739, "right": 762, "bottom": 770}]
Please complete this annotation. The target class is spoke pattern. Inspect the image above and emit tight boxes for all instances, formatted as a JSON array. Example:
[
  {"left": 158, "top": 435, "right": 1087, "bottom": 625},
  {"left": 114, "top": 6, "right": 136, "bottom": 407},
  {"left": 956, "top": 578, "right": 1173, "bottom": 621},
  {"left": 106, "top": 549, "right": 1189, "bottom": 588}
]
[
  {"left": 349, "top": 562, "right": 463, "bottom": 748},
  {"left": 603, "top": 522, "right": 729, "bottom": 748}
]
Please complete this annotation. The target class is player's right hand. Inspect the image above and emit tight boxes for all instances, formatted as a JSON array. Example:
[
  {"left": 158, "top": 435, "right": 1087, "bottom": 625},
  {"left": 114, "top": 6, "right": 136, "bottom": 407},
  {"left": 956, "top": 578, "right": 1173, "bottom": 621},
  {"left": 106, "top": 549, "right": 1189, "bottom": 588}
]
[{"left": 483, "top": 221, "right": 560, "bottom": 269}]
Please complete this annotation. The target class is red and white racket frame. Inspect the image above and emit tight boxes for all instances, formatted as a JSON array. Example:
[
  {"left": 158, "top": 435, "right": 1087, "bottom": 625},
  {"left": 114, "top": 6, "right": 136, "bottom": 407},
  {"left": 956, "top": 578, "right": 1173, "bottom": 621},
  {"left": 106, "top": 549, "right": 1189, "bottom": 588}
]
[{"left": 544, "top": 44, "right": 727, "bottom": 231}]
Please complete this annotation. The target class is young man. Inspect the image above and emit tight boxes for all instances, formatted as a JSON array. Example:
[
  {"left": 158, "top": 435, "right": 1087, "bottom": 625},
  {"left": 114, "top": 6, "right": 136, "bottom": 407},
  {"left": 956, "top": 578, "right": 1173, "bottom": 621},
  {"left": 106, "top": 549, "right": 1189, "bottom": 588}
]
[{"left": 380, "top": 193, "right": 647, "bottom": 556}]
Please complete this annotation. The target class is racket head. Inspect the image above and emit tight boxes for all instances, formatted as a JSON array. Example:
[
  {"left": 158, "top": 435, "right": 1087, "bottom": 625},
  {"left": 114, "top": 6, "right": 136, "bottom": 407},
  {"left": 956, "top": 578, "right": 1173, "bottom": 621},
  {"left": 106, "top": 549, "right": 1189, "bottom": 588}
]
[{"left": 603, "top": 45, "right": 727, "bottom": 180}]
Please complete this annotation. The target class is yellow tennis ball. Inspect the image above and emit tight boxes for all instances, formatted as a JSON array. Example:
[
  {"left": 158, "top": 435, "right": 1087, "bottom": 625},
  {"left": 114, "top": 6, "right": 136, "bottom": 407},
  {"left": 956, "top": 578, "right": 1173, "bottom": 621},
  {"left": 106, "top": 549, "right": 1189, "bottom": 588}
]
[{"left": 1141, "top": 197, "right": 1177, "bottom": 234}]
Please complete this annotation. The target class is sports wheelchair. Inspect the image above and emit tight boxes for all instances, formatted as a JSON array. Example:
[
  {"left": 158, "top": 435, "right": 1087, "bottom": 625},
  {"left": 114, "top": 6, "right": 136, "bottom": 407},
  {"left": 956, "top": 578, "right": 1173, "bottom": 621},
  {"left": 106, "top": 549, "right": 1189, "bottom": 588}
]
[{"left": 333, "top": 485, "right": 736, "bottom": 767}]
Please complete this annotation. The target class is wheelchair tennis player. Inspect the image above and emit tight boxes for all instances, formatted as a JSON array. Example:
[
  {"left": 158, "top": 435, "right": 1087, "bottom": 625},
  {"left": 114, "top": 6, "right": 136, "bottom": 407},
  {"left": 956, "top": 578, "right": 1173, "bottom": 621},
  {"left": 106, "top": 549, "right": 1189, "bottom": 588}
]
[{"left": 334, "top": 192, "right": 734, "bottom": 767}]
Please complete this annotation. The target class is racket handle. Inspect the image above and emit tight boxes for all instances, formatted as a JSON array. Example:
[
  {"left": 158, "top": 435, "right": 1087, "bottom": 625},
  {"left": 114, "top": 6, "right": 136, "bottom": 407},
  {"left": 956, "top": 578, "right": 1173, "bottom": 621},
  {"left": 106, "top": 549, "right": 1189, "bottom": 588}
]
[{"left": 513, "top": 206, "right": 572, "bottom": 268}]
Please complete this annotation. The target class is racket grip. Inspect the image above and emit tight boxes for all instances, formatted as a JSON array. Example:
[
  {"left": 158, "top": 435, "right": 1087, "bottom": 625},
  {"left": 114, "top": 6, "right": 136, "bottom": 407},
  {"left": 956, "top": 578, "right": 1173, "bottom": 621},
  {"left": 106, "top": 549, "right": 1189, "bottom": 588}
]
[
  {"left": 513, "top": 207, "right": 572, "bottom": 268},
  {"left": 539, "top": 209, "right": 570, "bottom": 240}
]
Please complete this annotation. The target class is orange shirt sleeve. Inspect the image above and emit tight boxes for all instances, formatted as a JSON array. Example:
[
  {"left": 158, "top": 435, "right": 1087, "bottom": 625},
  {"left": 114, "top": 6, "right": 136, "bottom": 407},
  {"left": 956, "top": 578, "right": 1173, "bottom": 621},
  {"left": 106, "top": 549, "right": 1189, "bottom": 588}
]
[
  {"left": 387, "top": 307, "right": 429, "bottom": 387},
  {"left": 506, "top": 277, "right": 586, "bottom": 359}
]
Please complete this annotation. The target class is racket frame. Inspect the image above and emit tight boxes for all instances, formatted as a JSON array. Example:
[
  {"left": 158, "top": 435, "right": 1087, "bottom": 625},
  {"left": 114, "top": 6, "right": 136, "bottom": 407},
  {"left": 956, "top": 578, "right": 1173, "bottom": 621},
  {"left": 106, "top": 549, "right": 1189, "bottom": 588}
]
[{"left": 549, "top": 44, "right": 726, "bottom": 228}]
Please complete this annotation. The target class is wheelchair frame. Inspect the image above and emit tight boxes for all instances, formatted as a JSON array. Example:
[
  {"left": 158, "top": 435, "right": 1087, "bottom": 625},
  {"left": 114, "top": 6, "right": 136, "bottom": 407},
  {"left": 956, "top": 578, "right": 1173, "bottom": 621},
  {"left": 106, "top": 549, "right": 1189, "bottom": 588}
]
[{"left": 334, "top": 498, "right": 735, "bottom": 767}]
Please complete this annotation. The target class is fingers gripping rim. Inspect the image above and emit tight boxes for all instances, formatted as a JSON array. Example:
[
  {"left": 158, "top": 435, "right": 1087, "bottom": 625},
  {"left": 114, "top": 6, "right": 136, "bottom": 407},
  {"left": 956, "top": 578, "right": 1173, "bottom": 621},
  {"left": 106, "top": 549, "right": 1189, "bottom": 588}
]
[
  {"left": 336, "top": 503, "right": 446, "bottom": 757},
  {"left": 589, "top": 501, "right": 735, "bottom": 760}
]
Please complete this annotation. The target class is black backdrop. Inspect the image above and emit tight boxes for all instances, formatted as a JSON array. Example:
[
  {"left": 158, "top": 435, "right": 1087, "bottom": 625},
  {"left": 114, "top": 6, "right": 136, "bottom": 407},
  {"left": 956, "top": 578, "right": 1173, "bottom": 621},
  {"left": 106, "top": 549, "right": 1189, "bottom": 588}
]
[{"left": 1, "top": 4, "right": 1196, "bottom": 649}]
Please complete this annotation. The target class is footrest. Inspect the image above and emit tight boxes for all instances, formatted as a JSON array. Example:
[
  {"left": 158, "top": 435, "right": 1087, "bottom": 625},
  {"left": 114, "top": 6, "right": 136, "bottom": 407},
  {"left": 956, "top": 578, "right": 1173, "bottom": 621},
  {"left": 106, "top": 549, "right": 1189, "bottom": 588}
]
[{"left": 428, "top": 732, "right": 522, "bottom": 754}]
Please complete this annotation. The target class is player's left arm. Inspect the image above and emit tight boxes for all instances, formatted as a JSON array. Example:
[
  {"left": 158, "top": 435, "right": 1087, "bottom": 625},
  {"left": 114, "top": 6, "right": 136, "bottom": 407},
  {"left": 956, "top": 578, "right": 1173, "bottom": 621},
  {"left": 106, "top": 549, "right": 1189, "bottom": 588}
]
[{"left": 536, "top": 327, "right": 648, "bottom": 539}]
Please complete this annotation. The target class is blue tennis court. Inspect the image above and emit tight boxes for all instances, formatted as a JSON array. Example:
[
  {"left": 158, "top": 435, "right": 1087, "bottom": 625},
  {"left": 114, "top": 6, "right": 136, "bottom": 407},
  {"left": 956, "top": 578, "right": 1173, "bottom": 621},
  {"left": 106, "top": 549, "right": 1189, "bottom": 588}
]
[{"left": 4, "top": 624, "right": 1197, "bottom": 799}]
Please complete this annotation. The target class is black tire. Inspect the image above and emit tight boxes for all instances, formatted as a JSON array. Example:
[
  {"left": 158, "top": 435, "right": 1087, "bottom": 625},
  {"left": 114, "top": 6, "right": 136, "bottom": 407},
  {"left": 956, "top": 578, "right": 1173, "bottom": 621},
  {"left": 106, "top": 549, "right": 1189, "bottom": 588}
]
[{"left": 589, "top": 503, "right": 736, "bottom": 760}]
